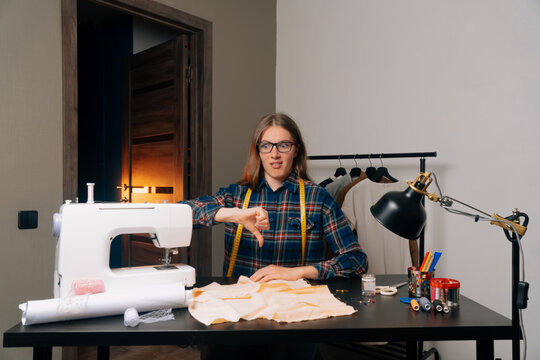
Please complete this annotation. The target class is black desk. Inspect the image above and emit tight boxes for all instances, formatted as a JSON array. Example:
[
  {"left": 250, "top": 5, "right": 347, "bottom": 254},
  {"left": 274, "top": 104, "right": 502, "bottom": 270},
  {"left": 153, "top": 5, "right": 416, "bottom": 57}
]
[{"left": 3, "top": 275, "right": 512, "bottom": 360}]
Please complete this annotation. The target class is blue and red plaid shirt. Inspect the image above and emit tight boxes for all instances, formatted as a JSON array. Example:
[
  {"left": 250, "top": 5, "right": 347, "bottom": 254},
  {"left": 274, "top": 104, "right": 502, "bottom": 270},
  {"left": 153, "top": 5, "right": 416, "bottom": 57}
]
[{"left": 182, "top": 172, "right": 367, "bottom": 279}]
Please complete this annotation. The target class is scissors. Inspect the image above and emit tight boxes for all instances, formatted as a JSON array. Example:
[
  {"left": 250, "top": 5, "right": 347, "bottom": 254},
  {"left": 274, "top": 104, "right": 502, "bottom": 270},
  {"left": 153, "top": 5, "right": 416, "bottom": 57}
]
[{"left": 376, "top": 281, "right": 408, "bottom": 296}]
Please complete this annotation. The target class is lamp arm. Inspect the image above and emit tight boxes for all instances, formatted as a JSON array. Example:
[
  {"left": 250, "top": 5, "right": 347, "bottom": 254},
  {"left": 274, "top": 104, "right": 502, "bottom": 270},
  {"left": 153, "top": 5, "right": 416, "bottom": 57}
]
[
  {"left": 410, "top": 172, "right": 528, "bottom": 238},
  {"left": 438, "top": 195, "right": 491, "bottom": 217},
  {"left": 436, "top": 195, "right": 528, "bottom": 238}
]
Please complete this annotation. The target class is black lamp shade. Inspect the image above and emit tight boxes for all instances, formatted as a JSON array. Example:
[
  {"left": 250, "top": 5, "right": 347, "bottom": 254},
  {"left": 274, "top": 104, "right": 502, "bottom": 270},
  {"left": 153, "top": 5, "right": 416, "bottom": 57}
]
[{"left": 370, "top": 186, "right": 427, "bottom": 240}]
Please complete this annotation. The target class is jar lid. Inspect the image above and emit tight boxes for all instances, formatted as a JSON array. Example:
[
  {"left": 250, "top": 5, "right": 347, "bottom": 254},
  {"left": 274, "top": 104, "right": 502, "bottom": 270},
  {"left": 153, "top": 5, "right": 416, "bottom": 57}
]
[{"left": 430, "top": 278, "right": 460, "bottom": 289}]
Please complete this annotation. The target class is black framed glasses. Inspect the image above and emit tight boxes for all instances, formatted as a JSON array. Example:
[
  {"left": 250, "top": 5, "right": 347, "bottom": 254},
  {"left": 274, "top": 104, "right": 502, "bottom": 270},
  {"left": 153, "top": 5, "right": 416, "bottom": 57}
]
[{"left": 257, "top": 141, "right": 297, "bottom": 153}]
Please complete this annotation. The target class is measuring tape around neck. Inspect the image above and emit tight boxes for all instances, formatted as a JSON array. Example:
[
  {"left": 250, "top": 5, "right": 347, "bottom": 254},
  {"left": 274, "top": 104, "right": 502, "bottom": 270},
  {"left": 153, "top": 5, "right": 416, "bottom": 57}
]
[
  {"left": 226, "top": 179, "right": 307, "bottom": 277},
  {"left": 299, "top": 178, "right": 307, "bottom": 266}
]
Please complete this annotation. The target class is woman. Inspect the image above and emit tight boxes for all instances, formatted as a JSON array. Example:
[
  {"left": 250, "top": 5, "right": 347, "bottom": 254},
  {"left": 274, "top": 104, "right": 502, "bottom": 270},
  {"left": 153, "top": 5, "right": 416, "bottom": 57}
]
[{"left": 183, "top": 112, "right": 367, "bottom": 281}]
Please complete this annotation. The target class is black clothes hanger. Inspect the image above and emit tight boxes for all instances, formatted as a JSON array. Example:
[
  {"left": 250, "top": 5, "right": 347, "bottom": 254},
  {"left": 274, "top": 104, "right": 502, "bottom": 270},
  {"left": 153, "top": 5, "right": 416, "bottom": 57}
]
[
  {"left": 365, "top": 154, "right": 379, "bottom": 181},
  {"left": 349, "top": 155, "right": 362, "bottom": 178},
  {"left": 319, "top": 157, "right": 343, "bottom": 187},
  {"left": 319, "top": 177, "right": 334, "bottom": 187},
  {"left": 371, "top": 155, "right": 399, "bottom": 183},
  {"left": 333, "top": 156, "right": 347, "bottom": 177}
]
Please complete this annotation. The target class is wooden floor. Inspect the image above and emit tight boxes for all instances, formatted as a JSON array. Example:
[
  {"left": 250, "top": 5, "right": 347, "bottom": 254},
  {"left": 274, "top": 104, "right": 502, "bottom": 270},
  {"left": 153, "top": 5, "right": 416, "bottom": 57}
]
[{"left": 77, "top": 345, "right": 200, "bottom": 360}]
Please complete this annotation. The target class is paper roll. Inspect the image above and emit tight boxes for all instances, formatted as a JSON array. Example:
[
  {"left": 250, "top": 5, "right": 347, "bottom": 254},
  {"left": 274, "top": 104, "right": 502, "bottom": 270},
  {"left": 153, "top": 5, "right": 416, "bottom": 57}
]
[{"left": 20, "top": 283, "right": 190, "bottom": 325}]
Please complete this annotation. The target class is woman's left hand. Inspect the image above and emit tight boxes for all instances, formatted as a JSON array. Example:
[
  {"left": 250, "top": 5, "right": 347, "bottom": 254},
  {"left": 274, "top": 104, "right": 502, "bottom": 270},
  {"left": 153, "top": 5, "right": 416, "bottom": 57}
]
[{"left": 250, "top": 265, "right": 318, "bottom": 282}]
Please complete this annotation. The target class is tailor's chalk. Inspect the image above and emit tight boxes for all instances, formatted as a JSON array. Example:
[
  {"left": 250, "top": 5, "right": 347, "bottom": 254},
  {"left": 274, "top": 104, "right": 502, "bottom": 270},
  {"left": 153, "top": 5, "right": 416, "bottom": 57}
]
[
  {"left": 410, "top": 299, "right": 420, "bottom": 311},
  {"left": 433, "top": 299, "right": 444, "bottom": 313},
  {"left": 419, "top": 251, "right": 430, "bottom": 271},
  {"left": 423, "top": 253, "right": 434, "bottom": 273},
  {"left": 428, "top": 252, "right": 442, "bottom": 272},
  {"left": 419, "top": 297, "right": 432, "bottom": 311}
]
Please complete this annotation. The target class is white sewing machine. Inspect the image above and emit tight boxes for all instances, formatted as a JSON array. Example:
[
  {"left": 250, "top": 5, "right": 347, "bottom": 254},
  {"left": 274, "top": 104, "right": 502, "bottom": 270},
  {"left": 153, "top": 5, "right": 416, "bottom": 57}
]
[{"left": 52, "top": 202, "right": 195, "bottom": 298}]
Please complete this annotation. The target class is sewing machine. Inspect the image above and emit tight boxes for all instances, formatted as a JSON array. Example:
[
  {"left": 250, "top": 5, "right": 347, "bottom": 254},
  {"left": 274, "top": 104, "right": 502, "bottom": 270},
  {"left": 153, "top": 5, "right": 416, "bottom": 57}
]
[{"left": 52, "top": 202, "right": 195, "bottom": 298}]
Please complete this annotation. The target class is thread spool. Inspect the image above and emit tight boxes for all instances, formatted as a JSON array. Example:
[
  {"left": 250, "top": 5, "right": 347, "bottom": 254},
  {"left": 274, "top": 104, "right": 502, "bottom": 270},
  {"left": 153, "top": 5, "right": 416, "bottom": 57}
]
[
  {"left": 86, "top": 183, "right": 95, "bottom": 204},
  {"left": 433, "top": 299, "right": 444, "bottom": 313},
  {"left": 442, "top": 303, "right": 450, "bottom": 313},
  {"left": 410, "top": 299, "right": 420, "bottom": 312},
  {"left": 124, "top": 307, "right": 140, "bottom": 327},
  {"left": 430, "top": 278, "right": 460, "bottom": 307},
  {"left": 419, "top": 297, "right": 432, "bottom": 311}
]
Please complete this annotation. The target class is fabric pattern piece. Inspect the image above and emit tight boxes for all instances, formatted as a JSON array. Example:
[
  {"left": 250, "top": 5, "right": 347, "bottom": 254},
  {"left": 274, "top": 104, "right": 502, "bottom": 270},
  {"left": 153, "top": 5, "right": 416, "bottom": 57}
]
[{"left": 188, "top": 276, "right": 356, "bottom": 326}]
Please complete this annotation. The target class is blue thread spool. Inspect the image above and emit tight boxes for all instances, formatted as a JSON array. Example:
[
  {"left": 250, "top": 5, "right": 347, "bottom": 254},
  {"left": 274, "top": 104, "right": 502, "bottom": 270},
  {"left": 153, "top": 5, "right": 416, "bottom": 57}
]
[{"left": 419, "top": 297, "right": 432, "bottom": 311}]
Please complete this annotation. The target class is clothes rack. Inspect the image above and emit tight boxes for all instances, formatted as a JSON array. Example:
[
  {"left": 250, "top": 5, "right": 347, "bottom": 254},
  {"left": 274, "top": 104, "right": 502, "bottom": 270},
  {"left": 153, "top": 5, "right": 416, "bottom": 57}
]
[
  {"left": 308, "top": 151, "right": 437, "bottom": 161},
  {"left": 308, "top": 151, "right": 437, "bottom": 262},
  {"left": 309, "top": 151, "right": 437, "bottom": 360}
]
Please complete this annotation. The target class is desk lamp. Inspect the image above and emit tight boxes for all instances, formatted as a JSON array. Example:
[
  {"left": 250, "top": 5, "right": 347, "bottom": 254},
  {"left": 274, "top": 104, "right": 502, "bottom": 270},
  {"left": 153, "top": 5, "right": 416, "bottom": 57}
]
[{"left": 370, "top": 172, "right": 529, "bottom": 360}]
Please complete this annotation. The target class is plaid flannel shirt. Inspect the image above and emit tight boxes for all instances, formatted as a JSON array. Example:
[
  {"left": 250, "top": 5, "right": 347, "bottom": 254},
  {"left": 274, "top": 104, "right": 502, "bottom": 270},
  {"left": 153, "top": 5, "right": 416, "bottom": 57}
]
[{"left": 182, "top": 172, "right": 367, "bottom": 279}]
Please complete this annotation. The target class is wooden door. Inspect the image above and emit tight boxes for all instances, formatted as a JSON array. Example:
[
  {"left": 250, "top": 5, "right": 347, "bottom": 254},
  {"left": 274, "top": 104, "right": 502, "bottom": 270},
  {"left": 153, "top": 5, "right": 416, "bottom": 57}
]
[{"left": 121, "top": 35, "right": 191, "bottom": 267}]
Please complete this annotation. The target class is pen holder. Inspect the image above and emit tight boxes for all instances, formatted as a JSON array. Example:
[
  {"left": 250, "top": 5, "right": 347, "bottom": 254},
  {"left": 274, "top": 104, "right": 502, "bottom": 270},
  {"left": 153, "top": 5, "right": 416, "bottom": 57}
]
[{"left": 408, "top": 266, "right": 434, "bottom": 298}]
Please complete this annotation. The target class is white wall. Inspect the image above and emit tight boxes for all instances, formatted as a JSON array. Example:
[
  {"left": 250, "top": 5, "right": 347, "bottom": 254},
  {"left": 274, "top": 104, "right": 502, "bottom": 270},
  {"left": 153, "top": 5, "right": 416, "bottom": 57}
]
[{"left": 277, "top": 1, "right": 540, "bottom": 359}]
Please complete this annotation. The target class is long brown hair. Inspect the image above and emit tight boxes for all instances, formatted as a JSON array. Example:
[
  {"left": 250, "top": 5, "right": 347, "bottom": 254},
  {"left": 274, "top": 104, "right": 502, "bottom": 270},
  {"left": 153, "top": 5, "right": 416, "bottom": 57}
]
[{"left": 238, "top": 113, "right": 310, "bottom": 189}]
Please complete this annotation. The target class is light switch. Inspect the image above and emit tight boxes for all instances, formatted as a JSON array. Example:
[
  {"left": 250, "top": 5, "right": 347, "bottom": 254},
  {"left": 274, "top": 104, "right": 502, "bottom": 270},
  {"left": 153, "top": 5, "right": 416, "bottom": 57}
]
[{"left": 18, "top": 210, "right": 38, "bottom": 229}]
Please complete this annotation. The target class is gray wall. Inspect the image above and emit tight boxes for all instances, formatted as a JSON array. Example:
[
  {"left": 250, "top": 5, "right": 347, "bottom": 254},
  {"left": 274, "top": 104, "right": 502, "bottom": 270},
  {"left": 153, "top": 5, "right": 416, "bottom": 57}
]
[
  {"left": 1, "top": 1, "right": 63, "bottom": 359},
  {"left": 0, "top": 1, "right": 275, "bottom": 358}
]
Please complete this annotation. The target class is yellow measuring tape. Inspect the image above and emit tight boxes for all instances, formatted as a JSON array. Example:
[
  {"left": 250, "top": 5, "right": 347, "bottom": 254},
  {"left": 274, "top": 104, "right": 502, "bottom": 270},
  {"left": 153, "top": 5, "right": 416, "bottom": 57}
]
[
  {"left": 226, "top": 179, "right": 307, "bottom": 277},
  {"left": 299, "top": 178, "right": 307, "bottom": 266},
  {"left": 227, "top": 187, "right": 252, "bottom": 277}
]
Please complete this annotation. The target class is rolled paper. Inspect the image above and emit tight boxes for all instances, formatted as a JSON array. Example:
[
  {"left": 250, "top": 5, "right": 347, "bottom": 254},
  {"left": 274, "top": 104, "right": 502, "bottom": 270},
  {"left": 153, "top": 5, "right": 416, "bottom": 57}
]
[{"left": 19, "top": 283, "right": 190, "bottom": 325}]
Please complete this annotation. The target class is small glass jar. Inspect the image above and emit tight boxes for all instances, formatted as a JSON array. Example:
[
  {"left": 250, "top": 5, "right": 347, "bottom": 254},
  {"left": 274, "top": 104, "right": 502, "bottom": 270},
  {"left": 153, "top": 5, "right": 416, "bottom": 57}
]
[{"left": 362, "top": 273, "right": 376, "bottom": 297}]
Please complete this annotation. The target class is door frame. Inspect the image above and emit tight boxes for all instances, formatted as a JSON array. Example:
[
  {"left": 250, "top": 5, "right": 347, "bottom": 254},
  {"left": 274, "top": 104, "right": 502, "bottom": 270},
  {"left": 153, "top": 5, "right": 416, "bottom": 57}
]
[{"left": 61, "top": 0, "right": 212, "bottom": 274}]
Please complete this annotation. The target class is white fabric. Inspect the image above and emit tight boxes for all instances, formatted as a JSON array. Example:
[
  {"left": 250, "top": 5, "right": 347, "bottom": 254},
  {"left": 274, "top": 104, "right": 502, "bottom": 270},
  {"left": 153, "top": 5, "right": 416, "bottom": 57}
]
[
  {"left": 341, "top": 180, "right": 412, "bottom": 274},
  {"left": 188, "top": 276, "right": 356, "bottom": 326},
  {"left": 19, "top": 283, "right": 190, "bottom": 325}
]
